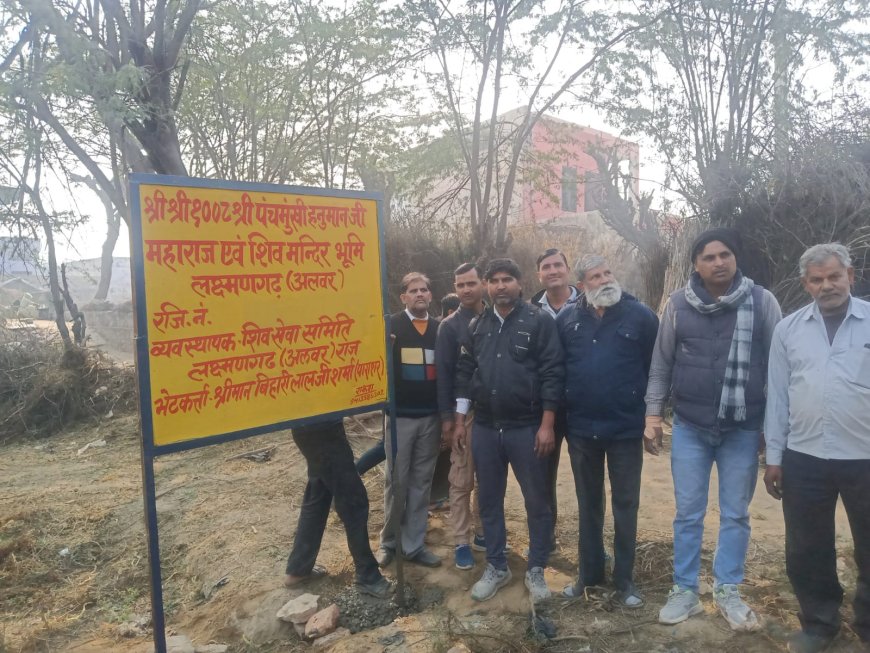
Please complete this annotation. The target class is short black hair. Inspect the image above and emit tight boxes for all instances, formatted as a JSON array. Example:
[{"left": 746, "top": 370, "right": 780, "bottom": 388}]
[
  {"left": 440, "top": 293, "right": 460, "bottom": 317},
  {"left": 536, "top": 248, "right": 568, "bottom": 270},
  {"left": 454, "top": 262, "right": 483, "bottom": 278},
  {"left": 484, "top": 258, "right": 522, "bottom": 281}
]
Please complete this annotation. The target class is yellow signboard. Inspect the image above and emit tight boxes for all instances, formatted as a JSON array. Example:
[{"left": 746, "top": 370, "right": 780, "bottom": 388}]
[{"left": 130, "top": 176, "right": 388, "bottom": 449}]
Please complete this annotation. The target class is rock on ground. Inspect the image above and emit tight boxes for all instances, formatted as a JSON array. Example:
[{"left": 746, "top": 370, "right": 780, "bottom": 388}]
[
  {"left": 276, "top": 593, "right": 320, "bottom": 623},
  {"left": 164, "top": 634, "right": 195, "bottom": 653},
  {"left": 312, "top": 626, "right": 351, "bottom": 650},
  {"left": 229, "top": 588, "right": 298, "bottom": 644},
  {"left": 446, "top": 644, "right": 472, "bottom": 653},
  {"left": 194, "top": 645, "right": 229, "bottom": 653},
  {"left": 305, "top": 604, "right": 340, "bottom": 639}
]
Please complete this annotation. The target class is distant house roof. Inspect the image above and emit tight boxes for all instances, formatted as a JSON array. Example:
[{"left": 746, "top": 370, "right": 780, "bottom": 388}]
[
  {"left": 0, "top": 276, "right": 46, "bottom": 294},
  {"left": 0, "top": 236, "right": 41, "bottom": 275}
]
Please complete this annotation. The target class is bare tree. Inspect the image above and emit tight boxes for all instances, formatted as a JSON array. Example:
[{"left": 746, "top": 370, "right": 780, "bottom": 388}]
[
  {"left": 594, "top": 0, "right": 870, "bottom": 222},
  {"left": 403, "top": 0, "right": 665, "bottom": 255}
]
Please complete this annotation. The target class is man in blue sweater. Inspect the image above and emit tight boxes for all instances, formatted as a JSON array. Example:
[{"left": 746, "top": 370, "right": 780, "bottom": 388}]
[{"left": 557, "top": 255, "right": 658, "bottom": 607}]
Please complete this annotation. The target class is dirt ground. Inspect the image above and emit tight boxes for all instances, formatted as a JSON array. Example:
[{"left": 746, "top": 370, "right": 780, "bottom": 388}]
[{"left": 0, "top": 411, "right": 864, "bottom": 653}]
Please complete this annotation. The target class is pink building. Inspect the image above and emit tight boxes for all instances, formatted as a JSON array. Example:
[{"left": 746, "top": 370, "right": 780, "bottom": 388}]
[
  {"left": 412, "top": 109, "right": 640, "bottom": 232},
  {"left": 507, "top": 109, "right": 640, "bottom": 225}
]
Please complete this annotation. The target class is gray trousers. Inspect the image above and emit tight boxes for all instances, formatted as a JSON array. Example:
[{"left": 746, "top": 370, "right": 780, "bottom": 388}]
[{"left": 380, "top": 414, "right": 441, "bottom": 557}]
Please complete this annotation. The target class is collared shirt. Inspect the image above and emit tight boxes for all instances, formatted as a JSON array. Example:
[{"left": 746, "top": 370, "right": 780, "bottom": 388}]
[
  {"left": 764, "top": 296, "right": 870, "bottom": 465},
  {"left": 537, "top": 285, "right": 579, "bottom": 319}
]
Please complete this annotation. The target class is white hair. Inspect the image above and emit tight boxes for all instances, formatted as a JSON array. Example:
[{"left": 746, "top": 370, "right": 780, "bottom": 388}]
[
  {"left": 799, "top": 243, "right": 851, "bottom": 277},
  {"left": 574, "top": 255, "right": 608, "bottom": 282}
]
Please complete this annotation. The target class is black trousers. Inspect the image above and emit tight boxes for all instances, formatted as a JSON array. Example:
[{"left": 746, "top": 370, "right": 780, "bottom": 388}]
[
  {"left": 567, "top": 436, "right": 643, "bottom": 591},
  {"left": 782, "top": 449, "right": 870, "bottom": 642},
  {"left": 285, "top": 420, "right": 381, "bottom": 585}
]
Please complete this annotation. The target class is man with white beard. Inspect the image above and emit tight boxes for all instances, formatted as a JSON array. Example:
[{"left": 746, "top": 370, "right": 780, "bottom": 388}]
[{"left": 556, "top": 255, "right": 659, "bottom": 606}]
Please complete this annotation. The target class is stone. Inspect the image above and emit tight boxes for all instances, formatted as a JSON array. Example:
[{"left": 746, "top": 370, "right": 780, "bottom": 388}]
[
  {"left": 165, "top": 635, "right": 195, "bottom": 653},
  {"left": 305, "top": 604, "right": 340, "bottom": 639},
  {"left": 194, "top": 646, "right": 229, "bottom": 653},
  {"left": 230, "top": 588, "right": 297, "bottom": 644},
  {"left": 276, "top": 593, "right": 320, "bottom": 623},
  {"left": 312, "top": 627, "right": 351, "bottom": 649},
  {"left": 293, "top": 622, "right": 307, "bottom": 639},
  {"left": 116, "top": 621, "right": 143, "bottom": 638},
  {"left": 447, "top": 644, "right": 472, "bottom": 653}
]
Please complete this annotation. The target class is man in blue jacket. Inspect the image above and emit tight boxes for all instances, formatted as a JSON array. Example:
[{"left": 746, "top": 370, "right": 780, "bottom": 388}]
[
  {"left": 557, "top": 255, "right": 658, "bottom": 607},
  {"left": 453, "top": 258, "right": 565, "bottom": 603}
]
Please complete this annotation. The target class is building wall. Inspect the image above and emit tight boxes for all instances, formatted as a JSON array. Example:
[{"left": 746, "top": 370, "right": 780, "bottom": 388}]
[{"left": 518, "top": 119, "right": 640, "bottom": 225}]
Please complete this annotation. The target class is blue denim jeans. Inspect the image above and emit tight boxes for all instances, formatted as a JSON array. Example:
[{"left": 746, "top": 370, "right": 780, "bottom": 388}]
[
  {"left": 472, "top": 422, "right": 553, "bottom": 570},
  {"left": 670, "top": 415, "right": 759, "bottom": 591}
]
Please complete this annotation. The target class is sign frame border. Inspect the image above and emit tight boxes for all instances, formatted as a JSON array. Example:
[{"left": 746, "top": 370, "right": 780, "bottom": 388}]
[
  {"left": 128, "top": 173, "right": 394, "bottom": 653},
  {"left": 129, "top": 173, "right": 390, "bottom": 456}
]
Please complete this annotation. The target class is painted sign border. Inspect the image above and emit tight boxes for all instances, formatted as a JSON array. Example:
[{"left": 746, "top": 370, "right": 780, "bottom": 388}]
[
  {"left": 128, "top": 173, "right": 395, "bottom": 653},
  {"left": 129, "top": 173, "right": 391, "bottom": 457}
]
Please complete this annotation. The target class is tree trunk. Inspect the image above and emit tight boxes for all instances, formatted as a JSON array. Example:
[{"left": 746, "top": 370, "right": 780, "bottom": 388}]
[
  {"left": 34, "top": 199, "right": 72, "bottom": 348},
  {"left": 95, "top": 217, "right": 120, "bottom": 301}
]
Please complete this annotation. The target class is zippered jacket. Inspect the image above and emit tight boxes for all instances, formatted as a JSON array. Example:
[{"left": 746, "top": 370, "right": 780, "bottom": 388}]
[
  {"left": 557, "top": 292, "right": 658, "bottom": 440},
  {"left": 455, "top": 300, "right": 564, "bottom": 428}
]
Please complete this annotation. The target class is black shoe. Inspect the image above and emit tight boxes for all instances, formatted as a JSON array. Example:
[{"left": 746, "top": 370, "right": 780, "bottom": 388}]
[
  {"left": 787, "top": 632, "right": 835, "bottom": 653},
  {"left": 403, "top": 547, "right": 442, "bottom": 567},
  {"left": 356, "top": 576, "right": 394, "bottom": 599}
]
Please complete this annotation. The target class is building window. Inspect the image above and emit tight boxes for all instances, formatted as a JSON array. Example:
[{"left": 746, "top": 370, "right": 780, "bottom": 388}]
[
  {"left": 561, "top": 166, "right": 577, "bottom": 212},
  {"left": 584, "top": 171, "right": 602, "bottom": 212}
]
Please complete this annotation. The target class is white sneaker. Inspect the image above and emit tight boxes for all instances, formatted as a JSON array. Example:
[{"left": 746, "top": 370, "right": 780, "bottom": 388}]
[
  {"left": 658, "top": 585, "right": 703, "bottom": 624},
  {"left": 524, "top": 566, "right": 551, "bottom": 603},
  {"left": 714, "top": 584, "right": 760, "bottom": 631},
  {"left": 471, "top": 563, "right": 512, "bottom": 601}
]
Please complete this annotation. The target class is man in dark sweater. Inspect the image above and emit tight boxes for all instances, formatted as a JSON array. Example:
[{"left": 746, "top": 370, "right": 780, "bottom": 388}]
[
  {"left": 556, "top": 255, "right": 658, "bottom": 607},
  {"left": 530, "top": 248, "right": 579, "bottom": 554},
  {"left": 377, "top": 272, "right": 442, "bottom": 568},
  {"left": 454, "top": 258, "right": 564, "bottom": 603}
]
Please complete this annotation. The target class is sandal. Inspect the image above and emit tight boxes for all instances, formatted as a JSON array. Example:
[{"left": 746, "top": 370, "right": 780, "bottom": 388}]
[
  {"left": 283, "top": 564, "right": 327, "bottom": 587},
  {"left": 614, "top": 585, "right": 644, "bottom": 608},
  {"left": 562, "top": 582, "right": 585, "bottom": 598}
]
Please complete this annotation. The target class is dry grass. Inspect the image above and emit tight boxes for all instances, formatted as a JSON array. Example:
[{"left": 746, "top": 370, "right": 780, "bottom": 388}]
[{"left": 0, "top": 326, "right": 137, "bottom": 441}]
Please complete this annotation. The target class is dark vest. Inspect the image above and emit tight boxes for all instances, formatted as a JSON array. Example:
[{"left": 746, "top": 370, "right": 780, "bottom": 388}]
[
  {"left": 390, "top": 312, "right": 439, "bottom": 417},
  {"left": 670, "top": 285, "right": 767, "bottom": 430}
]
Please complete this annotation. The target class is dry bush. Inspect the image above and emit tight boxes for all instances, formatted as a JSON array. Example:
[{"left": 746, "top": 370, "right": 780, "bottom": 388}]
[
  {"left": 732, "top": 138, "right": 870, "bottom": 313},
  {"left": 0, "top": 326, "right": 137, "bottom": 441},
  {"left": 385, "top": 226, "right": 476, "bottom": 313}
]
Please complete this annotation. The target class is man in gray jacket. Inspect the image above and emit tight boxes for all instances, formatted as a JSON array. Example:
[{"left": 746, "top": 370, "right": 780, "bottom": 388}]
[{"left": 645, "top": 228, "right": 781, "bottom": 630}]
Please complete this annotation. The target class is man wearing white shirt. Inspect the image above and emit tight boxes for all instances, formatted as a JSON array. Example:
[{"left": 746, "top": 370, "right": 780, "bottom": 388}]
[{"left": 764, "top": 243, "right": 870, "bottom": 653}]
